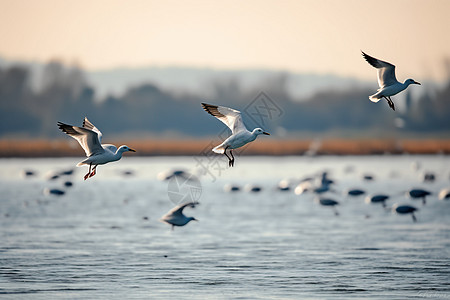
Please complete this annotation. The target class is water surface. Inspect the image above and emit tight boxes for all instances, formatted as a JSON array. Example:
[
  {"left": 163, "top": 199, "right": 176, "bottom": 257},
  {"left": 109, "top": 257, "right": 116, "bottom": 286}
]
[{"left": 0, "top": 156, "right": 449, "bottom": 299}]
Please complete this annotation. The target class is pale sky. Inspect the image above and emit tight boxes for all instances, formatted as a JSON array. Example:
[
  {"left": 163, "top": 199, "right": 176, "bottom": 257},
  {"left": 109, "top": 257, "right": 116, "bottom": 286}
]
[{"left": 0, "top": 0, "right": 449, "bottom": 81}]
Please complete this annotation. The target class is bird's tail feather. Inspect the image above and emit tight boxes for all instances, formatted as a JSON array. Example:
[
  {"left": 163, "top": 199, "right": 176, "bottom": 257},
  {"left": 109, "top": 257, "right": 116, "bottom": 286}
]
[
  {"left": 212, "top": 145, "right": 225, "bottom": 154},
  {"left": 369, "top": 95, "right": 382, "bottom": 103}
]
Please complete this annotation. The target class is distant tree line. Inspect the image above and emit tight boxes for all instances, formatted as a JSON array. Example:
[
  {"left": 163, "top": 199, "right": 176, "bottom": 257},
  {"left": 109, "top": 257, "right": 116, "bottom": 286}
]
[{"left": 1, "top": 60, "right": 450, "bottom": 139}]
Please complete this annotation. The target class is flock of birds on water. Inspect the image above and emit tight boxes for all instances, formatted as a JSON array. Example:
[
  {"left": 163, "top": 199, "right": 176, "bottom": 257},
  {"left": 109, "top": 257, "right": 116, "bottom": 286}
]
[
  {"left": 24, "top": 51, "right": 442, "bottom": 229},
  {"left": 25, "top": 162, "right": 450, "bottom": 230}
]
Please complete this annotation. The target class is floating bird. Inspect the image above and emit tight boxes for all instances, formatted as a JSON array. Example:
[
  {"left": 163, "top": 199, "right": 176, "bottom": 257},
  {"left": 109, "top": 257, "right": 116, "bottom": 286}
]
[
  {"left": 392, "top": 204, "right": 418, "bottom": 222},
  {"left": 320, "top": 172, "right": 335, "bottom": 186},
  {"left": 201, "top": 103, "right": 270, "bottom": 167},
  {"left": 438, "top": 188, "right": 450, "bottom": 201},
  {"left": 316, "top": 197, "right": 340, "bottom": 216},
  {"left": 294, "top": 181, "right": 313, "bottom": 195},
  {"left": 22, "top": 170, "right": 36, "bottom": 177},
  {"left": 43, "top": 188, "right": 65, "bottom": 196},
  {"left": 313, "top": 184, "right": 333, "bottom": 195},
  {"left": 363, "top": 174, "right": 374, "bottom": 181},
  {"left": 365, "top": 194, "right": 389, "bottom": 207},
  {"left": 422, "top": 172, "right": 436, "bottom": 182},
  {"left": 408, "top": 189, "right": 431, "bottom": 205},
  {"left": 245, "top": 184, "right": 262, "bottom": 193},
  {"left": 64, "top": 181, "right": 73, "bottom": 187},
  {"left": 224, "top": 184, "right": 241, "bottom": 192},
  {"left": 277, "top": 185, "right": 290, "bottom": 192},
  {"left": 362, "top": 51, "right": 420, "bottom": 111},
  {"left": 277, "top": 179, "right": 292, "bottom": 191},
  {"left": 160, "top": 202, "right": 199, "bottom": 230},
  {"left": 157, "top": 169, "right": 190, "bottom": 181},
  {"left": 347, "top": 189, "right": 366, "bottom": 197},
  {"left": 57, "top": 118, "right": 136, "bottom": 180}
]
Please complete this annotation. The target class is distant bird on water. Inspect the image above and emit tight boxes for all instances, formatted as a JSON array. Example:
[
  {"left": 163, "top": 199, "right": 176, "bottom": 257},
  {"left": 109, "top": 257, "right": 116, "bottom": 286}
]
[
  {"left": 438, "top": 188, "right": 450, "bottom": 201},
  {"left": 201, "top": 103, "right": 270, "bottom": 167},
  {"left": 365, "top": 194, "right": 389, "bottom": 207},
  {"left": 57, "top": 117, "right": 136, "bottom": 180},
  {"left": 160, "top": 202, "right": 199, "bottom": 230},
  {"left": 392, "top": 204, "right": 418, "bottom": 222},
  {"left": 361, "top": 51, "right": 420, "bottom": 111},
  {"left": 316, "top": 197, "right": 340, "bottom": 216},
  {"left": 408, "top": 189, "right": 431, "bottom": 205},
  {"left": 347, "top": 189, "right": 366, "bottom": 197}
]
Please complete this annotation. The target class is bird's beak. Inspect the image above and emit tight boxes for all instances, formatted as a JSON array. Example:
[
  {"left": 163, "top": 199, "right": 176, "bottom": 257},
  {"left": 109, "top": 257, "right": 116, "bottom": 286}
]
[
  {"left": 129, "top": 148, "right": 136, "bottom": 152},
  {"left": 414, "top": 81, "right": 421, "bottom": 85},
  {"left": 193, "top": 218, "right": 199, "bottom": 222},
  {"left": 263, "top": 132, "right": 270, "bottom": 135}
]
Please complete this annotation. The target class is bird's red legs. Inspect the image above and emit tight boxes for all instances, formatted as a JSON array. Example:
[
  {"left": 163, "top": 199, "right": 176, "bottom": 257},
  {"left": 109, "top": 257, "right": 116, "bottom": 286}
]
[
  {"left": 84, "top": 163, "right": 92, "bottom": 180},
  {"left": 88, "top": 165, "right": 98, "bottom": 178}
]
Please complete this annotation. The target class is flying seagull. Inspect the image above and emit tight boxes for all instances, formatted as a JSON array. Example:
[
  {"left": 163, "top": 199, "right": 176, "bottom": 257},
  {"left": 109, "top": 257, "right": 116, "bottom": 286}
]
[
  {"left": 361, "top": 51, "right": 420, "bottom": 111},
  {"left": 201, "top": 103, "right": 270, "bottom": 167},
  {"left": 57, "top": 117, "right": 136, "bottom": 180},
  {"left": 160, "top": 201, "right": 199, "bottom": 230}
]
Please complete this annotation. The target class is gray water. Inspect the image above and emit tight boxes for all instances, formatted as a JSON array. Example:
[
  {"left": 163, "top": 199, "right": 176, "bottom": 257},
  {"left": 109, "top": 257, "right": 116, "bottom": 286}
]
[{"left": 1, "top": 156, "right": 449, "bottom": 299}]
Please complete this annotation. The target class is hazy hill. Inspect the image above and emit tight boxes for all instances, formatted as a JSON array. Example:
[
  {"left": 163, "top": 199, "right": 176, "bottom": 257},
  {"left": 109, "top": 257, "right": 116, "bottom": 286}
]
[
  {"left": 0, "top": 57, "right": 449, "bottom": 139},
  {"left": 0, "top": 56, "right": 371, "bottom": 100}
]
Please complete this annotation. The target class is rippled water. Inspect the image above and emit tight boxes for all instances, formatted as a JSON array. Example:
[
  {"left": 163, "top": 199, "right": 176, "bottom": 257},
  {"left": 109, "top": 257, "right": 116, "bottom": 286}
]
[{"left": 1, "top": 156, "right": 449, "bottom": 299}]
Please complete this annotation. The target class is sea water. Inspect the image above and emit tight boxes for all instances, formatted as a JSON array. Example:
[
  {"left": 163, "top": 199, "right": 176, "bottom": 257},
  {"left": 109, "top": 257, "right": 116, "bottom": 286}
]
[{"left": 0, "top": 156, "right": 449, "bottom": 299}]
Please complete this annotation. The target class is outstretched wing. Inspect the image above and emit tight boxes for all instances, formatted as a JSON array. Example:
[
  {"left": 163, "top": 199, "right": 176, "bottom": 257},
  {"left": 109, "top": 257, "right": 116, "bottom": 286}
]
[
  {"left": 102, "top": 144, "right": 117, "bottom": 154},
  {"left": 57, "top": 121, "right": 104, "bottom": 157},
  {"left": 361, "top": 51, "right": 398, "bottom": 88},
  {"left": 82, "top": 117, "right": 103, "bottom": 144},
  {"left": 167, "top": 201, "right": 199, "bottom": 217},
  {"left": 201, "top": 103, "right": 247, "bottom": 134}
]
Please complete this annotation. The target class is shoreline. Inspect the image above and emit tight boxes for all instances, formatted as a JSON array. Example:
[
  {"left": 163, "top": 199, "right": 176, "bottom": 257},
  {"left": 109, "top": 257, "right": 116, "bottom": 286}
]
[{"left": 1, "top": 139, "right": 449, "bottom": 157}]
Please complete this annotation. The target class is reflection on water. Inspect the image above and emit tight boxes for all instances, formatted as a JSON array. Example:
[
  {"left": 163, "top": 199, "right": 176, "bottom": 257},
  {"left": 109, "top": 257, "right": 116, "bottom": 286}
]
[{"left": 0, "top": 156, "right": 449, "bottom": 299}]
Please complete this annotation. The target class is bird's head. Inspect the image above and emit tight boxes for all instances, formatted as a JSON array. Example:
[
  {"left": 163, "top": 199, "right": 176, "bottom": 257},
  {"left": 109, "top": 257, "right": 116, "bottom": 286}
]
[
  {"left": 119, "top": 145, "right": 136, "bottom": 153},
  {"left": 189, "top": 217, "right": 198, "bottom": 222},
  {"left": 252, "top": 128, "right": 270, "bottom": 136},
  {"left": 405, "top": 78, "right": 421, "bottom": 86}
]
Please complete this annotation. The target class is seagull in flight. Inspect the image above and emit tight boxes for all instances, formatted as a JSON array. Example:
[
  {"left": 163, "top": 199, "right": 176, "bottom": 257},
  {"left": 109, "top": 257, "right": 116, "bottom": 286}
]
[
  {"left": 362, "top": 51, "right": 420, "bottom": 111},
  {"left": 57, "top": 117, "right": 136, "bottom": 180},
  {"left": 160, "top": 201, "right": 199, "bottom": 230},
  {"left": 201, "top": 103, "right": 270, "bottom": 167}
]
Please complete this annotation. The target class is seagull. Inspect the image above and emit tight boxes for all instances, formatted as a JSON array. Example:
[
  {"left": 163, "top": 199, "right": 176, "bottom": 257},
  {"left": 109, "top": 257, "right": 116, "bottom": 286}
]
[
  {"left": 160, "top": 202, "right": 199, "bottom": 230},
  {"left": 438, "top": 188, "right": 450, "bottom": 201},
  {"left": 365, "top": 194, "right": 389, "bottom": 207},
  {"left": 407, "top": 188, "right": 431, "bottom": 205},
  {"left": 57, "top": 117, "right": 136, "bottom": 180},
  {"left": 201, "top": 103, "right": 270, "bottom": 167},
  {"left": 392, "top": 204, "right": 418, "bottom": 222},
  {"left": 361, "top": 51, "right": 420, "bottom": 111},
  {"left": 315, "top": 197, "right": 340, "bottom": 216},
  {"left": 347, "top": 189, "right": 366, "bottom": 197}
]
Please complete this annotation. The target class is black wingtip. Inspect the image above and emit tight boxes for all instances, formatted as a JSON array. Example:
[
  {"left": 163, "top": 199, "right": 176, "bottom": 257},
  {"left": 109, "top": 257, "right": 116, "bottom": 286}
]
[
  {"left": 201, "top": 102, "right": 219, "bottom": 114},
  {"left": 201, "top": 102, "right": 213, "bottom": 109}
]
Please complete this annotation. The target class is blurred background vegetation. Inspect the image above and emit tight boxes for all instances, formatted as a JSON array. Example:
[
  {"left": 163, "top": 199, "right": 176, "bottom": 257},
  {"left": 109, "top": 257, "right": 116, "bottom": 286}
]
[{"left": 1, "top": 59, "right": 450, "bottom": 141}]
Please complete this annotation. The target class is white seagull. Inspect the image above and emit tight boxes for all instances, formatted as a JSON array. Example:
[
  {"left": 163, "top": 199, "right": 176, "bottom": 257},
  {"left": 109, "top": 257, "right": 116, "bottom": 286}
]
[
  {"left": 57, "top": 117, "right": 136, "bottom": 180},
  {"left": 201, "top": 103, "right": 270, "bottom": 167},
  {"left": 362, "top": 51, "right": 420, "bottom": 111},
  {"left": 160, "top": 201, "right": 199, "bottom": 230}
]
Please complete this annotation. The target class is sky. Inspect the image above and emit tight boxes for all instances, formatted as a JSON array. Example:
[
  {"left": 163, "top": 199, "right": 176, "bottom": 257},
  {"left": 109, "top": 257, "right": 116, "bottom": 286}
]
[{"left": 0, "top": 0, "right": 449, "bottom": 81}]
